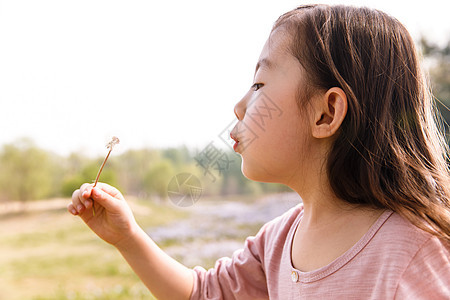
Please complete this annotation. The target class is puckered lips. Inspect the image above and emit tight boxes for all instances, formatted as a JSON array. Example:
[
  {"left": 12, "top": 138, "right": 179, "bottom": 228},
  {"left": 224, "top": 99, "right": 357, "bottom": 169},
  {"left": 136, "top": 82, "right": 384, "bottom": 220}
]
[{"left": 230, "top": 131, "right": 240, "bottom": 151}]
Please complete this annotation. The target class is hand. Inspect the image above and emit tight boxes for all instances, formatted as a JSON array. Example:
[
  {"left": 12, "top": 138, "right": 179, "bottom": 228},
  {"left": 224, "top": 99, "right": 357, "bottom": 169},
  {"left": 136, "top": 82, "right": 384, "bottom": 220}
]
[
  {"left": 68, "top": 182, "right": 138, "bottom": 247},
  {"left": 68, "top": 183, "right": 194, "bottom": 299}
]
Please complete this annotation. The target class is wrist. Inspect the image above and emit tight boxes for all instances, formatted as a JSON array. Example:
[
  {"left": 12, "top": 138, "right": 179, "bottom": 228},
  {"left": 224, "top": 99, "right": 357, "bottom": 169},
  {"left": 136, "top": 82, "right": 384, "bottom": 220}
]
[{"left": 114, "top": 223, "right": 148, "bottom": 252}]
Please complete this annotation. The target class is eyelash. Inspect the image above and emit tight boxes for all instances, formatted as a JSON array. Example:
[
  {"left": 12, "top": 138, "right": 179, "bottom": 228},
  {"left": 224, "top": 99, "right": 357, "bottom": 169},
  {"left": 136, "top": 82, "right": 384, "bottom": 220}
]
[{"left": 252, "top": 83, "right": 264, "bottom": 91}]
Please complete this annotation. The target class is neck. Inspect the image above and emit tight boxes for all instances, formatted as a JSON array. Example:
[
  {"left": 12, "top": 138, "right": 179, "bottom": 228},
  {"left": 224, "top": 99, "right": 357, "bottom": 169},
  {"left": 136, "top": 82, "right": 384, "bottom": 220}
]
[
  {"left": 286, "top": 162, "right": 381, "bottom": 231},
  {"left": 282, "top": 140, "right": 384, "bottom": 230},
  {"left": 288, "top": 180, "right": 384, "bottom": 272}
]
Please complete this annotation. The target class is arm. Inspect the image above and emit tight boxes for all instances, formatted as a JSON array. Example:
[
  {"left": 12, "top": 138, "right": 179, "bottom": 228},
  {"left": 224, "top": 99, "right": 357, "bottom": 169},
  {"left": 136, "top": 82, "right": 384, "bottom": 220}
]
[
  {"left": 115, "top": 223, "right": 194, "bottom": 300},
  {"left": 68, "top": 183, "right": 193, "bottom": 300}
]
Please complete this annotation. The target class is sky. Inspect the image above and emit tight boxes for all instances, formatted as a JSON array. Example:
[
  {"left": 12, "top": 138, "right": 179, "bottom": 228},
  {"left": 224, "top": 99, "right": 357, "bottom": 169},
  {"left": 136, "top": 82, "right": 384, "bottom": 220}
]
[{"left": 0, "top": 0, "right": 449, "bottom": 156}]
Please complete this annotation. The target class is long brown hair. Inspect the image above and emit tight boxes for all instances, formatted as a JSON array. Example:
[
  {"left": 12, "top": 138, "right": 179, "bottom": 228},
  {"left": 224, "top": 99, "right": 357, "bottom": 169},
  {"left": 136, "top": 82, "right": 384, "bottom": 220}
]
[{"left": 274, "top": 5, "right": 450, "bottom": 241}]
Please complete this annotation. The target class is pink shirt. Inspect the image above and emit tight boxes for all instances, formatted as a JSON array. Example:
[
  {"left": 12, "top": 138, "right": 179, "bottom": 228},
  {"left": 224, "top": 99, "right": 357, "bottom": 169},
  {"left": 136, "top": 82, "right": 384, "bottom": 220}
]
[{"left": 190, "top": 205, "right": 450, "bottom": 299}]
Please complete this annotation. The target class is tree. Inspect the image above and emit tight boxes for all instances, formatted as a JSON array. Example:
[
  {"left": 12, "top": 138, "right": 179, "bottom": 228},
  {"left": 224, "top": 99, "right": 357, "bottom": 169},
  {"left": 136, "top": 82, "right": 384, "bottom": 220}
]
[
  {"left": 115, "top": 148, "right": 161, "bottom": 196},
  {"left": 143, "top": 159, "right": 175, "bottom": 200},
  {"left": 61, "top": 155, "right": 118, "bottom": 197},
  {"left": 0, "top": 139, "right": 54, "bottom": 202},
  {"left": 419, "top": 38, "right": 450, "bottom": 138}
]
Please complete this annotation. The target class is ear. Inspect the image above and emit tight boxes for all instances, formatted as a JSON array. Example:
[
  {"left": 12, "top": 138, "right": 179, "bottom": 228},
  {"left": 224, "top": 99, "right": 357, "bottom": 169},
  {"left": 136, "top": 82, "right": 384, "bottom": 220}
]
[{"left": 311, "top": 87, "right": 347, "bottom": 139}]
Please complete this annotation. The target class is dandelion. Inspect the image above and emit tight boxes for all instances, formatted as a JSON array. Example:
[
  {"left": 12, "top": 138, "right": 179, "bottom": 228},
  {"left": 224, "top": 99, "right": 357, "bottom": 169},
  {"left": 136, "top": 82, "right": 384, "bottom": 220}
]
[{"left": 92, "top": 136, "right": 120, "bottom": 216}]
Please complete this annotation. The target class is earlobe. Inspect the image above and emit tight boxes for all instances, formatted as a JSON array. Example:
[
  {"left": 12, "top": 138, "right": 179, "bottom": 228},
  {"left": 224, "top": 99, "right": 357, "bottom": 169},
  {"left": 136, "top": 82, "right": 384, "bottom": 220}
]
[{"left": 312, "top": 87, "right": 347, "bottom": 139}]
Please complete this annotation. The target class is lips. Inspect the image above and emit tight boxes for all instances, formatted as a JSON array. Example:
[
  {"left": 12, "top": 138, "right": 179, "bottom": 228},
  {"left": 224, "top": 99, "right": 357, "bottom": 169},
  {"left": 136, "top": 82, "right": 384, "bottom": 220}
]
[{"left": 230, "top": 131, "right": 240, "bottom": 151}]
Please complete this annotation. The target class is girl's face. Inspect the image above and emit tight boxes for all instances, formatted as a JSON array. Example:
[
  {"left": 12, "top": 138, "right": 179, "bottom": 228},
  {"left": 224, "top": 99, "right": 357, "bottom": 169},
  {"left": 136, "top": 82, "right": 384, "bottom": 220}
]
[{"left": 232, "top": 30, "right": 318, "bottom": 185}]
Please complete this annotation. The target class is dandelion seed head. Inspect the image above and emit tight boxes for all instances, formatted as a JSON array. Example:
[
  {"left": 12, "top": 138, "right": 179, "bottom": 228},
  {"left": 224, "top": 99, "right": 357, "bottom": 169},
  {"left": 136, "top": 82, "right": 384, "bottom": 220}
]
[{"left": 106, "top": 136, "right": 120, "bottom": 150}]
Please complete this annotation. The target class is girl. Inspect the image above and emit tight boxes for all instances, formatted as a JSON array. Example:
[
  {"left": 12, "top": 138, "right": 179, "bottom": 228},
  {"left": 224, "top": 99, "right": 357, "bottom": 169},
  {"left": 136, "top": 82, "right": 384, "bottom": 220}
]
[{"left": 68, "top": 4, "right": 450, "bottom": 299}]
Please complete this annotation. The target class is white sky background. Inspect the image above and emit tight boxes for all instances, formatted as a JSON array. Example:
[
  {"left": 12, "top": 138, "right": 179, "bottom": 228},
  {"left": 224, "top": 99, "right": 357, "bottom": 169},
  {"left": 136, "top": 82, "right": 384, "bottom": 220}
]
[{"left": 0, "top": 0, "right": 449, "bottom": 156}]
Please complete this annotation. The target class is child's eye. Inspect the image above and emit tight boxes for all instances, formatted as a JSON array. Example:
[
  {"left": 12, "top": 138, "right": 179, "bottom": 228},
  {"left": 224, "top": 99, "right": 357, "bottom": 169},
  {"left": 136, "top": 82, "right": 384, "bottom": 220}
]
[{"left": 252, "top": 83, "right": 264, "bottom": 91}]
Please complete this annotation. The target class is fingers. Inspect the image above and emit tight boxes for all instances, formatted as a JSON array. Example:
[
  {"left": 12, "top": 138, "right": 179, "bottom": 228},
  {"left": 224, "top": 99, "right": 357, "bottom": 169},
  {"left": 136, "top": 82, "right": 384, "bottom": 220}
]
[
  {"left": 94, "top": 182, "right": 124, "bottom": 201},
  {"left": 68, "top": 184, "right": 93, "bottom": 215},
  {"left": 67, "top": 203, "right": 78, "bottom": 215},
  {"left": 68, "top": 182, "right": 124, "bottom": 216},
  {"left": 80, "top": 183, "right": 93, "bottom": 200},
  {"left": 90, "top": 186, "right": 120, "bottom": 211}
]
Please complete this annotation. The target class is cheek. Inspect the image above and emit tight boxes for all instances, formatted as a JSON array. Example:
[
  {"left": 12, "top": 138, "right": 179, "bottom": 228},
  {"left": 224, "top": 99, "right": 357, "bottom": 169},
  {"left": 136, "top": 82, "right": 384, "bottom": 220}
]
[
  {"left": 239, "top": 116, "right": 307, "bottom": 183},
  {"left": 237, "top": 84, "right": 311, "bottom": 182},
  {"left": 240, "top": 144, "right": 299, "bottom": 183}
]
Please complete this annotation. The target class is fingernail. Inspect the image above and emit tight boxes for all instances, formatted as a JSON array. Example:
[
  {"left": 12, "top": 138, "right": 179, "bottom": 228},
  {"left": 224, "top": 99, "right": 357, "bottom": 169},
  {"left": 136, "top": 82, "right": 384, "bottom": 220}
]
[
  {"left": 70, "top": 207, "right": 77, "bottom": 215},
  {"left": 77, "top": 205, "right": 84, "bottom": 212}
]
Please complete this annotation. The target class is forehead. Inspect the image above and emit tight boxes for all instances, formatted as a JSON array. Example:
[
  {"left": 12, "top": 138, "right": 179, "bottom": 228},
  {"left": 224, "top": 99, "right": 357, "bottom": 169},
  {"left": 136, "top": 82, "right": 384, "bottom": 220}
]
[
  {"left": 259, "top": 29, "right": 292, "bottom": 60},
  {"left": 255, "top": 30, "right": 299, "bottom": 76}
]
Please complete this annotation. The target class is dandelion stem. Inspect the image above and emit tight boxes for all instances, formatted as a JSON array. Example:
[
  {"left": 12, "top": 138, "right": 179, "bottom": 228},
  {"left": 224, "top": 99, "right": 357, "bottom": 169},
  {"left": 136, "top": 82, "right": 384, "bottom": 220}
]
[
  {"left": 93, "top": 149, "right": 112, "bottom": 188},
  {"left": 91, "top": 136, "right": 119, "bottom": 216}
]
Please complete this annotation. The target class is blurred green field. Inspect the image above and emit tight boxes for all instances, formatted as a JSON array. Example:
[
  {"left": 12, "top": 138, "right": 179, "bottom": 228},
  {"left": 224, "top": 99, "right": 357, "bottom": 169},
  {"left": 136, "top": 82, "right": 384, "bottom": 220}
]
[
  {"left": 0, "top": 197, "right": 189, "bottom": 300},
  {"left": 0, "top": 192, "right": 296, "bottom": 299}
]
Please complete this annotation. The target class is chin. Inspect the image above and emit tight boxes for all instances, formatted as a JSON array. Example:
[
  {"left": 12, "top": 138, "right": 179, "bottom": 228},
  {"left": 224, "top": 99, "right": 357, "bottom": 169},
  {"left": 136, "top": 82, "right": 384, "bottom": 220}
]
[{"left": 241, "top": 159, "right": 279, "bottom": 184}]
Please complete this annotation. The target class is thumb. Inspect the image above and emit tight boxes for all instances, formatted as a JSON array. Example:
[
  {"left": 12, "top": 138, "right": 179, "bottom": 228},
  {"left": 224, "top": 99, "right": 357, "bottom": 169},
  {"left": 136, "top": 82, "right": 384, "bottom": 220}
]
[{"left": 90, "top": 187, "right": 120, "bottom": 211}]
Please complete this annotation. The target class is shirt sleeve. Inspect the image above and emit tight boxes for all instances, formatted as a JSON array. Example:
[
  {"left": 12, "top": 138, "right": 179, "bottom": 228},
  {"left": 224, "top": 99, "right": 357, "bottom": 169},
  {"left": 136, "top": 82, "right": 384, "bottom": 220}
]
[
  {"left": 191, "top": 227, "right": 269, "bottom": 300},
  {"left": 189, "top": 224, "right": 271, "bottom": 300},
  {"left": 394, "top": 236, "right": 450, "bottom": 300}
]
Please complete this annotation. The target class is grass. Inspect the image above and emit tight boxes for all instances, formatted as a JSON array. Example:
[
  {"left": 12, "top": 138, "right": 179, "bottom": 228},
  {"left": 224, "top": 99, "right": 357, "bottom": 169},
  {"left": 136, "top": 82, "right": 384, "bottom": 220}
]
[
  {"left": 0, "top": 198, "right": 189, "bottom": 300},
  {"left": 0, "top": 194, "right": 271, "bottom": 299}
]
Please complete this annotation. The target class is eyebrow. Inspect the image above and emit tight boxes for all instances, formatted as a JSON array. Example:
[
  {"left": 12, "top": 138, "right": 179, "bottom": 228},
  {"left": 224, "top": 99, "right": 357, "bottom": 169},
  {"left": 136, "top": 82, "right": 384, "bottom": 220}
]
[{"left": 254, "top": 58, "right": 274, "bottom": 76}]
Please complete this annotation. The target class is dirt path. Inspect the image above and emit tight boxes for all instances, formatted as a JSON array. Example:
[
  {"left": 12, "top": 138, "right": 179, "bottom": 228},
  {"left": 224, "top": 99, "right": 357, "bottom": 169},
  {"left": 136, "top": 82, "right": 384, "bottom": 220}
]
[{"left": 0, "top": 198, "right": 69, "bottom": 215}]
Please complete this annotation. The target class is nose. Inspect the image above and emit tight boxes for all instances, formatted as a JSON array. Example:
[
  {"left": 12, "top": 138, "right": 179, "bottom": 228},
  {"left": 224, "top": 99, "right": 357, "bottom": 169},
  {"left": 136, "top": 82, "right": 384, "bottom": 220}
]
[{"left": 234, "top": 96, "right": 247, "bottom": 121}]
